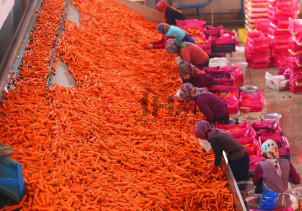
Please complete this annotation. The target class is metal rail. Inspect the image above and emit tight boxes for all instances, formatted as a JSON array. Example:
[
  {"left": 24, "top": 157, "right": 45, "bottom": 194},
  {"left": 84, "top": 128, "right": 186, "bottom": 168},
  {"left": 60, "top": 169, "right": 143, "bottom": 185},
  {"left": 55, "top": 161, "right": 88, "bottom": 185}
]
[
  {"left": 222, "top": 151, "right": 247, "bottom": 211},
  {"left": 0, "top": 0, "right": 42, "bottom": 98},
  {"left": 46, "top": 0, "right": 68, "bottom": 87}
]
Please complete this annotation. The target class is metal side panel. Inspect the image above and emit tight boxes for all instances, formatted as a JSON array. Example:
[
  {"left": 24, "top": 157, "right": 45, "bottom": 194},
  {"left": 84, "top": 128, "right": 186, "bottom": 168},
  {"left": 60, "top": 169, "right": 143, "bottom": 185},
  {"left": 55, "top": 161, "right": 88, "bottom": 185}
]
[
  {"left": 113, "top": 0, "right": 163, "bottom": 23},
  {"left": 222, "top": 152, "right": 247, "bottom": 211},
  {"left": 0, "top": 0, "right": 41, "bottom": 100}
]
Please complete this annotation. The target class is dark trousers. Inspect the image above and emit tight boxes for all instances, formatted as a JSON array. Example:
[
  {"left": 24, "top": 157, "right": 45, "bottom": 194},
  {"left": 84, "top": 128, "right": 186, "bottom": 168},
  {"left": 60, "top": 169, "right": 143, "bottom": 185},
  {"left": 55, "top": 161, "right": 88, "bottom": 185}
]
[
  {"left": 182, "top": 34, "right": 196, "bottom": 44},
  {"left": 229, "top": 152, "right": 250, "bottom": 182},
  {"left": 215, "top": 111, "right": 229, "bottom": 125},
  {"left": 195, "top": 60, "right": 209, "bottom": 68}
]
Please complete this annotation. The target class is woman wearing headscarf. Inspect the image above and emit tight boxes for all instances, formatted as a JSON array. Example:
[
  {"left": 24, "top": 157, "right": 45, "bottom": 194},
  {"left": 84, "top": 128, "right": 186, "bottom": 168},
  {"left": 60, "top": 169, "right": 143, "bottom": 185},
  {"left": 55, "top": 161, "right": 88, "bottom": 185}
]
[
  {"left": 166, "top": 39, "right": 209, "bottom": 68},
  {"left": 253, "top": 139, "right": 301, "bottom": 210},
  {"left": 155, "top": 0, "right": 185, "bottom": 25},
  {"left": 194, "top": 120, "right": 249, "bottom": 181},
  {"left": 175, "top": 83, "right": 229, "bottom": 124},
  {"left": 178, "top": 60, "right": 216, "bottom": 88},
  {"left": 148, "top": 23, "right": 195, "bottom": 49}
]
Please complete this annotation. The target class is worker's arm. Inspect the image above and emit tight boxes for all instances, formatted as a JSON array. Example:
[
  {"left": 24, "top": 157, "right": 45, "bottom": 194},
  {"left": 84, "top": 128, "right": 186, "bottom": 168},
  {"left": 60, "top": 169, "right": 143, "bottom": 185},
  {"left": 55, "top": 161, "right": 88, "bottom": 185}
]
[
  {"left": 151, "top": 36, "right": 175, "bottom": 49},
  {"left": 289, "top": 161, "right": 301, "bottom": 184},
  {"left": 211, "top": 137, "right": 222, "bottom": 167},
  {"left": 253, "top": 164, "right": 263, "bottom": 187},
  {"left": 150, "top": 35, "right": 165, "bottom": 45},
  {"left": 203, "top": 137, "right": 220, "bottom": 177}
]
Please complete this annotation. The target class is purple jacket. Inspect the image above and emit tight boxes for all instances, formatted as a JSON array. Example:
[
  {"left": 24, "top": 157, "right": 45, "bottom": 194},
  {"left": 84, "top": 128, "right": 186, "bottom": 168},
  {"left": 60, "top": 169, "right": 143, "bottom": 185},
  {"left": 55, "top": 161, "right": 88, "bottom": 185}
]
[
  {"left": 182, "top": 73, "right": 216, "bottom": 88},
  {"left": 195, "top": 93, "right": 228, "bottom": 124}
]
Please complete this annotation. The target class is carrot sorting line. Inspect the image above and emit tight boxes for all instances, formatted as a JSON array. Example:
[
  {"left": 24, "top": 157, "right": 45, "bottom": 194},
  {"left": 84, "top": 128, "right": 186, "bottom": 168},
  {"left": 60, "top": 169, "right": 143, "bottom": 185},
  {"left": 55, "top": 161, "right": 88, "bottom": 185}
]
[{"left": 0, "top": 0, "right": 235, "bottom": 210}]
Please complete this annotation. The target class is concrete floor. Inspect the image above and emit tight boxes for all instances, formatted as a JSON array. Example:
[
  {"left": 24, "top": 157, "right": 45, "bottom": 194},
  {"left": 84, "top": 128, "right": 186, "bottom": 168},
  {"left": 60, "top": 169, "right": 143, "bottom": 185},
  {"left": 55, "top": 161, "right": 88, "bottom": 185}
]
[{"left": 229, "top": 42, "right": 302, "bottom": 188}]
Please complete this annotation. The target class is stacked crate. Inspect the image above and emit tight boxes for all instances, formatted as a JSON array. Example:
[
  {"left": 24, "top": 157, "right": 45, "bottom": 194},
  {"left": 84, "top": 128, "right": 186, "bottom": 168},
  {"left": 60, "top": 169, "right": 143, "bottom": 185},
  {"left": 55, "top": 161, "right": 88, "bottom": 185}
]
[
  {"left": 245, "top": 32, "right": 271, "bottom": 68},
  {"left": 255, "top": 19, "right": 270, "bottom": 35},
  {"left": 268, "top": 0, "right": 299, "bottom": 68},
  {"left": 288, "top": 19, "right": 302, "bottom": 93},
  {"left": 245, "top": 0, "right": 269, "bottom": 32}
]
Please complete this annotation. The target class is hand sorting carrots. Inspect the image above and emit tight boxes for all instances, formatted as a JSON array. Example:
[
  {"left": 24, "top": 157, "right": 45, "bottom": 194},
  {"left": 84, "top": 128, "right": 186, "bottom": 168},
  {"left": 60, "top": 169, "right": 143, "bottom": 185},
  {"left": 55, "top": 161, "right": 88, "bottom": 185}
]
[{"left": 0, "top": 0, "right": 235, "bottom": 210}]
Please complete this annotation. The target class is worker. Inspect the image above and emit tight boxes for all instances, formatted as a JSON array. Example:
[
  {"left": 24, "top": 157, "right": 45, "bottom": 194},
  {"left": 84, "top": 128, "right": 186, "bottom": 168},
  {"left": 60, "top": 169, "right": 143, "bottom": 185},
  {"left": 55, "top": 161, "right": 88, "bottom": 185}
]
[
  {"left": 148, "top": 23, "right": 195, "bottom": 49},
  {"left": 155, "top": 0, "right": 185, "bottom": 25},
  {"left": 178, "top": 60, "right": 216, "bottom": 88},
  {"left": 166, "top": 39, "right": 209, "bottom": 68},
  {"left": 194, "top": 120, "right": 249, "bottom": 182},
  {"left": 175, "top": 83, "right": 229, "bottom": 124},
  {"left": 253, "top": 139, "right": 301, "bottom": 210}
]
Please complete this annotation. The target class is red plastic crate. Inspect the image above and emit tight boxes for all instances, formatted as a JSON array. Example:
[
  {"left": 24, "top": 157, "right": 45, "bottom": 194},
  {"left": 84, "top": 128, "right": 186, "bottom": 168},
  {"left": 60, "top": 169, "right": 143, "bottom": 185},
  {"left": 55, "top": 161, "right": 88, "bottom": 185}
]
[{"left": 204, "top": 25, "right": 223, "bottom": 38}]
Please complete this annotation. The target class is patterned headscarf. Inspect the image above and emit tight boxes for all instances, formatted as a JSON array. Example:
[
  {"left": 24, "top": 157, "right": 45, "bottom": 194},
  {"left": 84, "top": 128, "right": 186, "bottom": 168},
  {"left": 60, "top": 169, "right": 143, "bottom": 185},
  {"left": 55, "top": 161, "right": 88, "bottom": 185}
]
[
  {"left": 194, "top": 120, "right": 225, "bottom": 140},
  {"left": 157, "top": 23, "right": 170, "bottom": 34},
  {"left": 166, "top": 39, "right": 179, "bottom": 53},
  {"left": 156, "top": 0, "right": 183, "bottom": 14},
  {"left": 194, "top": 120, "right": 212, "bottom": 139},
  {"left": 178, "top": 60, "right": 195, "bottom": 76},
  {"left": 176, "top": 83, "right": 208, "bottom": 101},
  {"left": 261, "top": 139, "right": 282, "bottom": 177}
]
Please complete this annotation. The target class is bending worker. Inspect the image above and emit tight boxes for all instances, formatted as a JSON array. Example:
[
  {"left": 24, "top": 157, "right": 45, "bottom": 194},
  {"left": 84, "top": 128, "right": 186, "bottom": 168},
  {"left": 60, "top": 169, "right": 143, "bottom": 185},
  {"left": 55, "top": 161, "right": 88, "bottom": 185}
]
[
  {"left": 148, "top": 23, "right": 195, "bottom": 49},
  {"left": 155, "top": 0, "right": 185, "bottom": 25},
  {"left": 253, "top": 139, "right": 301, "bottom": 210},
  {"left": 178, "top": 60, "right": 216, "bottom": 88},
  {"left": 166, "top": 39, "right": 209, "bottom": 68},
  {"left": 194, "top": 120, "right": 249, "bottom": 182},
  {"left": 175, "top": 83, "right": 229, "bottom": 124}
]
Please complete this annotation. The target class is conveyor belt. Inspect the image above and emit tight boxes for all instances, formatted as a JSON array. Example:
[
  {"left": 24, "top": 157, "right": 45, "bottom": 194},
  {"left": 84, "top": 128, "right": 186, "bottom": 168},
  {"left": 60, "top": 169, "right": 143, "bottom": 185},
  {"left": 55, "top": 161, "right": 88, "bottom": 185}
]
[{"left": 0, "top": 0, "right": 248, "bottom": 209}]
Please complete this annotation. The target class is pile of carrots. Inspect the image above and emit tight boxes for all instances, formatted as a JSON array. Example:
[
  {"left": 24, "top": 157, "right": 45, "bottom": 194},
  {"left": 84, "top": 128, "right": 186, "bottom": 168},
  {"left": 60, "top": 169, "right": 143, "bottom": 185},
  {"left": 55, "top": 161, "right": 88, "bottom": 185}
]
[
  {"left": 0, "top": 0, "right": 235, "bottom": 210},
  {"left": 184, "top": 28, "right": 203, "bottom": 36}
]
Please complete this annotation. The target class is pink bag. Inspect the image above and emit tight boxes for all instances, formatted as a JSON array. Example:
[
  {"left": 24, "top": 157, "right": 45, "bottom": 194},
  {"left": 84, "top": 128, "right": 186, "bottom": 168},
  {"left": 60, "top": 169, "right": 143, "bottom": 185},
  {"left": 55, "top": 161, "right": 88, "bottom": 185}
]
[
  {"left": 259, "top": 133, "right": 290, "bottom": 155},
  {"left": 237, "top": 137, "right": 256, "bottom": 145},
  {"left": 289, "top": 79, "right": 302, "bottom": 93},
  {"left": 205, "top": 67, "right": 234, "bottom": 86},
  {"left": 176, "top": 19, "right": 206, "bottom": 31},
  {"left": 224, "top": 96, "right": 239, "bottom": 114},
  {"left": 252, "top": 121, "right": 282, "bottom": 134},
  {"left": 228, "top": 127, "right": 257, "bottom": 139},
  {"left": 249, "top": 152, "right": 263, "bottom": 171},
  {"left": 239, "top": 92, "right": 265, "bottom": 113}
]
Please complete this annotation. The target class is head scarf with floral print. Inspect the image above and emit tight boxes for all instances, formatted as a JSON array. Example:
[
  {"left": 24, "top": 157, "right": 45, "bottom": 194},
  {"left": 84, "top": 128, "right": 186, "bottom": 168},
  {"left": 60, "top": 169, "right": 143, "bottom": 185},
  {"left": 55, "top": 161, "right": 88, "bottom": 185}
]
[{"left": 261, "top": 139, "right": 282, "bottom": 177}]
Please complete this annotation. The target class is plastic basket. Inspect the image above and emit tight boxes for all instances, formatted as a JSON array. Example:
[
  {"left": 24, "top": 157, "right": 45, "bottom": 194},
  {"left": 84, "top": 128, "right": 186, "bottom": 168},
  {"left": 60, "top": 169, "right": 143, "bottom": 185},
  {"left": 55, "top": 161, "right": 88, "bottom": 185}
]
[
  {"left": 261, "top": 113, "right": 282, "bottom": 124},
  {"left": 209, "top": 57, "right": 228, "bottom": 67},
  {"left": 292, "top": 187, "right": 302, "bottom": 211},
  {"left": 211, "top": 43, "right": 236, "bottom": 53},
  {"left": 237, "top": 181, "right": 255, "bottom": 200},
  {"left": 245, "top": 194, "right": 261, "bottom": 210},
  {"left": 204, "top": 25, "right": 223, "bottom": 38},
  {"left": 240, "top": 85, "right": 258, "bottom": 94},
  {"left": 238, "top": 114, "right": 261, "bottom": 125},
  {"left": 228, "top": 57, "right": 243, "bottom": 65}
]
